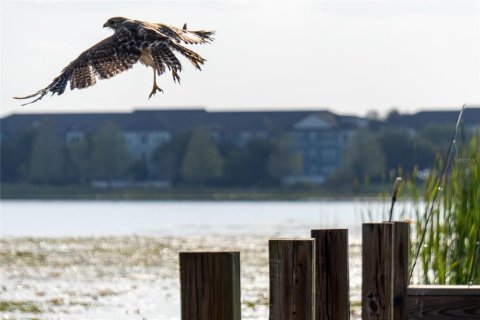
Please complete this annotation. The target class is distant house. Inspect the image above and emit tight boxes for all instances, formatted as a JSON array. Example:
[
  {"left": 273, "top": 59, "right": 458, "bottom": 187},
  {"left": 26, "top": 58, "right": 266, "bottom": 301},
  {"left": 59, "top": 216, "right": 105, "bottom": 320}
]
[
  {"left": 1, "top": 108, "right": 367, "bottom": 184},
  {"left": 385, "top": 107, "right": 480, "bottom": 134},
  {"left": 285, "top": 112, "right": 367, "bottom": 185}
]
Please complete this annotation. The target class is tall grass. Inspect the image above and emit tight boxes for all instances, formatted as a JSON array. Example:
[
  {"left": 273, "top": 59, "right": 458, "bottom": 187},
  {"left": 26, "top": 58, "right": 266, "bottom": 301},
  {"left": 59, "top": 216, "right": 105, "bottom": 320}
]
[{"left": 408, "top": 135, "right": 479, "bottom": 284}]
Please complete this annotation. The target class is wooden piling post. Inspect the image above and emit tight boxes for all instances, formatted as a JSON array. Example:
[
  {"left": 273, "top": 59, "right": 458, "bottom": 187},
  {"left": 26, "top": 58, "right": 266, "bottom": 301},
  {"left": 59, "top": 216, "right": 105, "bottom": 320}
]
[
  {"left": 362, "top": 222, "right": 394, "bottom": 320},
  {"left": 311, "top": 229, "right": 350, "bottom": 320},
  {"left": 180, "top": 251, "right": 241, "bottom": 320},
  {"left": 393, "top": 222, "right": 409, "bottom": 320},
  {"left": 269, "top": 239, "right": 315, "bottom": 320}
]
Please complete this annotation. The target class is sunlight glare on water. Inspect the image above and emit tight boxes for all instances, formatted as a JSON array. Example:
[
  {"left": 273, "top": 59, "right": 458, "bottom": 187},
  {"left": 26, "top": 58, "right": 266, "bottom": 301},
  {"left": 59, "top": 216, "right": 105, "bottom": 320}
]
[{"left": 0, "top": 200, "right": 416, "bottom": 319}]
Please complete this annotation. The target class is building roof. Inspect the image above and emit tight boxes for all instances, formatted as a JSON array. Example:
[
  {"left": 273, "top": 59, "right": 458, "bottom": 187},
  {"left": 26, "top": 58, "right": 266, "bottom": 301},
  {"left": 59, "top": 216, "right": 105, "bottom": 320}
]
[
  {"left": 386, "top": 107, "right": 480, "bottom": 129},
  {"left": 3, "top": 107, "right": 477, "bottom": 141},
  {"left": 0, "top": 108, "right": 362, "bottom": 139}
]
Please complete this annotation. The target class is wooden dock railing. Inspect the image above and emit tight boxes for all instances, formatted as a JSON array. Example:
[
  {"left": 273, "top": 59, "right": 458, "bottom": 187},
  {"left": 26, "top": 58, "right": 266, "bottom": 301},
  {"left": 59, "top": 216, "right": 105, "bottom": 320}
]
[{"left": 179, "top": 222, "right": 480, "bottom": 320}]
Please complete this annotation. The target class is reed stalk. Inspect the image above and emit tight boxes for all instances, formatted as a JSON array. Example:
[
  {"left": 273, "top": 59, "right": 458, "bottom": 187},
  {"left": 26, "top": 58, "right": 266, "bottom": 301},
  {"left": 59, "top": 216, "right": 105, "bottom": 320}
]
[{"left": 409, "top": 135, "right": 479, "bottom": 284}]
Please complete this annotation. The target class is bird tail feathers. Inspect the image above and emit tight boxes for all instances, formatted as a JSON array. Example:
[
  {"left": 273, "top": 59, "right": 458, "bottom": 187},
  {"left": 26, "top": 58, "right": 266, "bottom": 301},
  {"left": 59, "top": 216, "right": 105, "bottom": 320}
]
[
  {"left": 170, "top": 42, "right": 206, "bottom": 70},
  {"left": 190, "top": 30, "right": 215, "bottom": 43}
]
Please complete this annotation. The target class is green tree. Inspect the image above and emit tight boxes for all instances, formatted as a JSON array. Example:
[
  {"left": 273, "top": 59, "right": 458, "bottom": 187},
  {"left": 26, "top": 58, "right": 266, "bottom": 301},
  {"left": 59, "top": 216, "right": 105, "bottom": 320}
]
[
  {"left": 419, "top": 123, "right": 456, "bottom": 152},
  {"left": 89, "top": 122, "right": 129, "bottom": 182},
  {"left": 333, "top": 128, "right": 386, "bottom": 184},
  {"left": 218, "top": 143, "right": 248, "bottom": 187},
  {"left": 377, "top": 128, "right": 415, "bottom": 172},
  {"left": 28, "top": 119, "right": 65, "bottom": 184},
  {"left": 152, "top": 131, "right": 190, "bottom": 183},
  {"left": 220, "top": 138, "right": 277, "bottom": 187},
  {"left": 243, "top": 138, "right": 276, "bottom": 186},
  {"left": 128, "top": 160, "right": 149, "bottom": 181},
  {"left": 66, "top": 137, "right": 89, "bottom": 184},
  {"left": 386, "top": 108, "right": 400, "bottom": 121},
  {"left": 411, "top": 138, "right": 435, "bottom": 170},
  {"left": 268, "top": 136, "right": 302, "bottom": 179},
  {"left": 180, "top": 127, "right": 223, "bottom": 185},
  {"left": 1, "top": 126, "right": 36, "bottom": 183}
]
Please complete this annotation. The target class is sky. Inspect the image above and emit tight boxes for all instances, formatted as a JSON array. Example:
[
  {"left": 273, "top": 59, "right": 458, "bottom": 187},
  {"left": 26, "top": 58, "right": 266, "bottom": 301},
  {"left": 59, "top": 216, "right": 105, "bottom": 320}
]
[{"left": 1, "top": 0, "right": 479, "bottom": 117}]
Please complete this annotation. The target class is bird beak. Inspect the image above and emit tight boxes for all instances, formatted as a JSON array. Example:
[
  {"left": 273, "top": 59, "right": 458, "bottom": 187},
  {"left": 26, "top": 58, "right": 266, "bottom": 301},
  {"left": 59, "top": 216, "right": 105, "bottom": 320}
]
[{"left": 103, "top": 22, "right": 108, "bottom": 28}]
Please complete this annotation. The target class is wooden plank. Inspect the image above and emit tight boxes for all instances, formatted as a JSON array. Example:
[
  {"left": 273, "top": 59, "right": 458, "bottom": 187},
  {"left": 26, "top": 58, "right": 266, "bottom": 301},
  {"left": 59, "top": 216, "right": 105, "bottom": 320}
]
[
  {"left": 408, "top": 285, "right": 480, "bottom": 295},
  {"left": 269, "top": 239, "right": 315, "bottom": 320},
  {"left": 311, "top": 229, "right": 349, "bottom": 320},
  {"left": 180, "top": 251, "right": 241, "bottom": 320},
  {"left": 393, "top": 222, "right": 410, "bottom": 320},
  {"left": 407, "top": 286, "right": 480, "bottom": 320},
  {"left": 362, "top": 222, "right": 394, "bottom": 320}
]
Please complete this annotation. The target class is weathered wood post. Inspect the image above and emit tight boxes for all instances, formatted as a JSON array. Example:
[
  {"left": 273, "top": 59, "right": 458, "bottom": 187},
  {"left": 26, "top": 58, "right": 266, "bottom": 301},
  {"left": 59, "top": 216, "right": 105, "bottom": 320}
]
[
  {"left": 269, "top": 239, "right": 315, "bottom": 320},
  {"left": 362, "top": 222, "right": 394, "bottom": 320},
  {"left": 180, "top": 251, "right": 241, "bottom": 320},
  {"left": 311, "top": 229, "right": 350, "bottom": 320},
  {"left": 392, "top": 222, "right": 409, "bottom": 320}
]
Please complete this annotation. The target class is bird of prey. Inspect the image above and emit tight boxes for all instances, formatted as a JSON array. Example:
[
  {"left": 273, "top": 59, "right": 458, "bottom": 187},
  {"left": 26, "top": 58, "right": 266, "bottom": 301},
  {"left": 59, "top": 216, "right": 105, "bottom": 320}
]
[{"left": 14, "top": 17, "right": 214, "bottom": 105}]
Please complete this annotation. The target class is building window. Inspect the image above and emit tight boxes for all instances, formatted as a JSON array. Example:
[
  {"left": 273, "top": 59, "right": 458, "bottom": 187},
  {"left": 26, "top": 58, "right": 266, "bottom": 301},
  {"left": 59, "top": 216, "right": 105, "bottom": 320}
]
[
  {"left": 151, "top": 132, "right": 171, "bottom": 145},
  {"left": 65, "top": 131, "right": 85, "bottom": 145}
]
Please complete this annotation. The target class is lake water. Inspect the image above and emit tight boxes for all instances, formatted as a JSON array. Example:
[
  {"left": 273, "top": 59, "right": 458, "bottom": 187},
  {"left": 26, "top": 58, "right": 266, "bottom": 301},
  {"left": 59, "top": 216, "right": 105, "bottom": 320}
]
[
  {"left": 0, "top": 200, "right": 407, "bottom": 239},
  {"left": 0, "top": 200, "right": 416, "bottom": 319}
]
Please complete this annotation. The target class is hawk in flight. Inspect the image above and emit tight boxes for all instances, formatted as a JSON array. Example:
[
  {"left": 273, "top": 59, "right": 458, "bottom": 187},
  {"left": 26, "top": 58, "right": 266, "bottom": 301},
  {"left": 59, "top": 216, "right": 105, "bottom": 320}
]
[{"left": 14, "top": 17, "right": 214, "bottom": 105}]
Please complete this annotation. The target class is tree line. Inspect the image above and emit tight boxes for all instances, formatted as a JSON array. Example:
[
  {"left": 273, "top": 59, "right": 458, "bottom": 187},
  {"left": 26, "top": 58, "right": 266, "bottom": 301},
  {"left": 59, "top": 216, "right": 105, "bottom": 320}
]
[
  {"left": 1, "top": 119, "right": 301, "bottom": 187},
  {"left": 330, "top": 123, "right": 470, "bottom": 188},
  {"left": 1, "top": 118, "right": 468, "bottom": 189}
]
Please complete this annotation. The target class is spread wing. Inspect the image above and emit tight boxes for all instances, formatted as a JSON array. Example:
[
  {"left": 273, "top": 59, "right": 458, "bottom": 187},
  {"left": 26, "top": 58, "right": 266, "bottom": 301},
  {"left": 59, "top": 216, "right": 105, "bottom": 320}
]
[
  {"left": 14, "top": 27, "right": 142, "bottom": 106},
  {"left": 154, "top": 23, "right": 214, "bottom": 45}
]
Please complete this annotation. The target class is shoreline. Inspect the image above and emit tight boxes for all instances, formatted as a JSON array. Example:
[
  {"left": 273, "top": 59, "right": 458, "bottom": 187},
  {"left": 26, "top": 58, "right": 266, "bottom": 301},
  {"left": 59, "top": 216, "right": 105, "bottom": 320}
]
[{"left": 1, "top": 183, "right": 398, "bottom": 201}]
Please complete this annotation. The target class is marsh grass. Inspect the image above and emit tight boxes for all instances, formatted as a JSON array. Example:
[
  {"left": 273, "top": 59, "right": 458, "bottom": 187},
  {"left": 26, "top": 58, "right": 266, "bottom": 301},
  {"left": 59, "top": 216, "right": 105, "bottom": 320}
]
[{"left": 408, "top": 135, "right": 479, "bottom": 284}]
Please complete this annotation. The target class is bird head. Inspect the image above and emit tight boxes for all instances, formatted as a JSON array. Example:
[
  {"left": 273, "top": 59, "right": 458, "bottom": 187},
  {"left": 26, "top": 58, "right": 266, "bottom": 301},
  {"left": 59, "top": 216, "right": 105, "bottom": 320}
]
[{"left": 103, "top": 17, "right": 128, "bottom": 30}]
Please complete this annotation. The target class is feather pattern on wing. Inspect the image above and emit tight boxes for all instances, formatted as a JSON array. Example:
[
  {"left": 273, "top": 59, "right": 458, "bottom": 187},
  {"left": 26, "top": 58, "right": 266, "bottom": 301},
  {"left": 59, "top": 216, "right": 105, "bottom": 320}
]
[{"left": 15, "top": 27, "right": 143, "bottom": 105}]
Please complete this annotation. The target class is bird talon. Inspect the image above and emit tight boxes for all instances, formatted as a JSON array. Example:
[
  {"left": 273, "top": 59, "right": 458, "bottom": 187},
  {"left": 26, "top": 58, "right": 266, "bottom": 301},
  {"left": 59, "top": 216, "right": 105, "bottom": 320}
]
[{"left": 148, "top": 86, "right": 163, "bottom": 99}]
